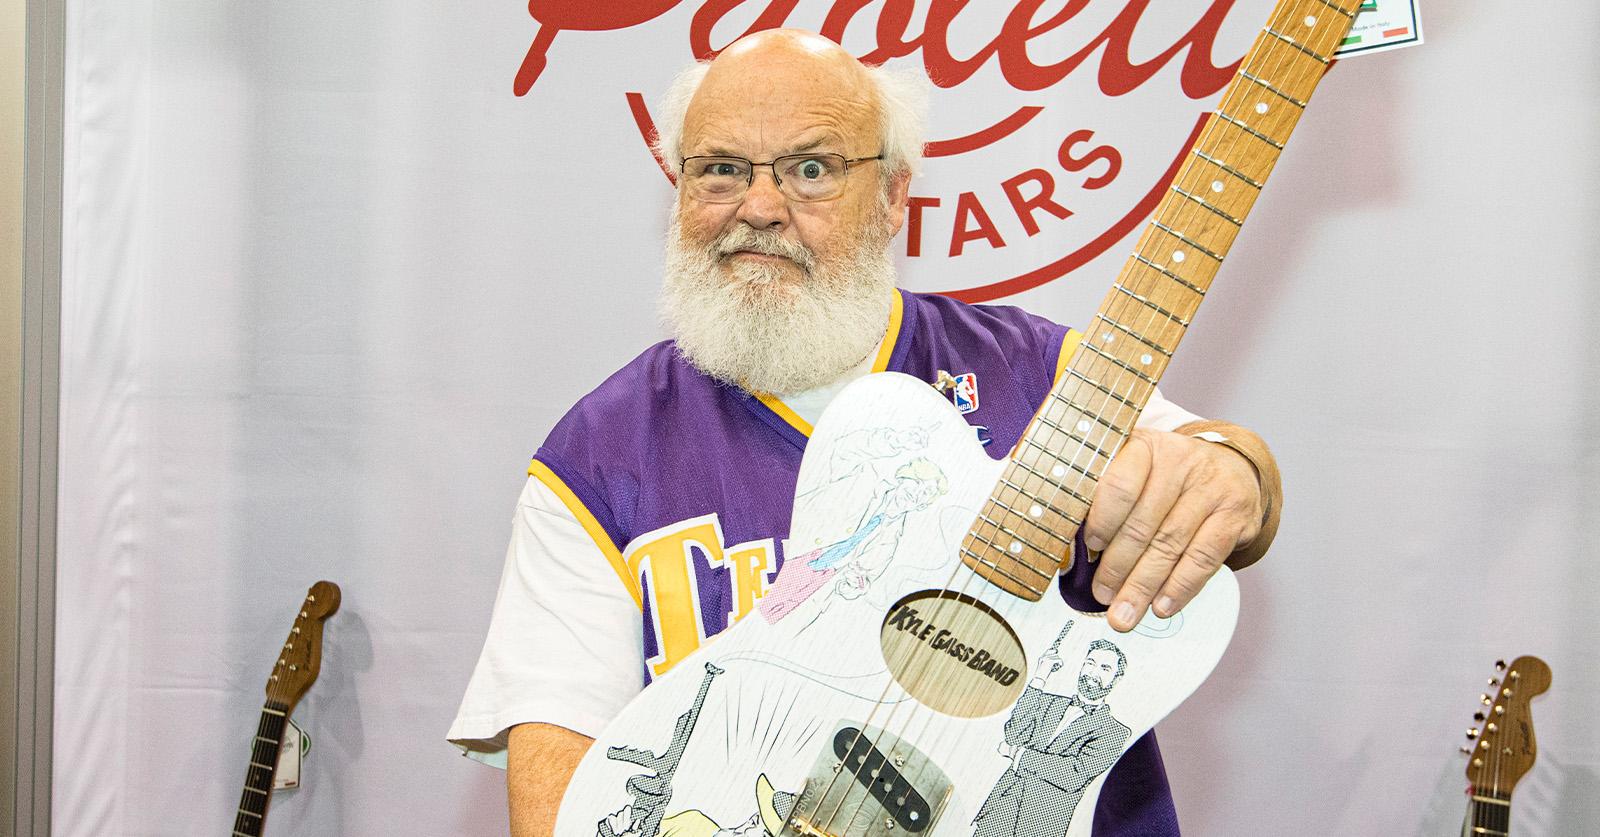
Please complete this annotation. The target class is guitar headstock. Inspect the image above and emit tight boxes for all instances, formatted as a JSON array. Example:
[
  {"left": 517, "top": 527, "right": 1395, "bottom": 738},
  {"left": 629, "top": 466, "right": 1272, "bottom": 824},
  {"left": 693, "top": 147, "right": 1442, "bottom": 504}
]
[
  {"left": 264, "top": 581, "right": 342, "bottom": 709},
  {"left": 1462, "top": 655, "right": 1551, "bottom": 796}
]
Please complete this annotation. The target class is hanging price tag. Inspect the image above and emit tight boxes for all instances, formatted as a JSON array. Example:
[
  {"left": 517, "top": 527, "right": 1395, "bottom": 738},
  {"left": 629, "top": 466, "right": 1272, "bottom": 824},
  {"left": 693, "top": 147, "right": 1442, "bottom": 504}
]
[{"left": 1335, "top": 0, "right": 1424, "bottom": 58}]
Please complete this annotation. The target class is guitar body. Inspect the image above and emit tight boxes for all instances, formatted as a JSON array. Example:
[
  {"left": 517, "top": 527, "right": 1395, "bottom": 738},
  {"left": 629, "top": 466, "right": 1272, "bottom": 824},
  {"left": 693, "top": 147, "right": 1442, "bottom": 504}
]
[{"left": 556, "top": 373, "right": 1238, "bottom": 837}]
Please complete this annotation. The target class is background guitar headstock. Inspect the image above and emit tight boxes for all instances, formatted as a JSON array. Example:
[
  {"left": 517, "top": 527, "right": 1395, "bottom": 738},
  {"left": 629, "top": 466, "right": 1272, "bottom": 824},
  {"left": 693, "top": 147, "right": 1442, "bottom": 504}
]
[
  {"left": 264, "top": 580, "right": 342, "bottom": 709},
  {"left": 1462, "top": 655, "right": 1551, "bottom": 797}
]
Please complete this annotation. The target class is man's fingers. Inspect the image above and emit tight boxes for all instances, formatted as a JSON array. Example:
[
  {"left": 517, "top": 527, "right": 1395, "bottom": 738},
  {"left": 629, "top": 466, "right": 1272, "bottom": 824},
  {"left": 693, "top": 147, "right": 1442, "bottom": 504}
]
[
  {"left": 1151, "top": 514, "right": 1237, "bottom": 618},
  {"left": 1082, "top": 431, "right": 1153, "bottom": 557},
  {"left": 1101, "top": 492, "right": 1212, "bottom": 631}
]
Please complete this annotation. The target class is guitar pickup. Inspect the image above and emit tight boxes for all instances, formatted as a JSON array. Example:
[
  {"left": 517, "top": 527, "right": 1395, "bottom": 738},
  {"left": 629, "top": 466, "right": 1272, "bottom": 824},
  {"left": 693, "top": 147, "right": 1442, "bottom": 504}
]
[{"left": 781, "top": 721, "right": 951, "bottom": 837}]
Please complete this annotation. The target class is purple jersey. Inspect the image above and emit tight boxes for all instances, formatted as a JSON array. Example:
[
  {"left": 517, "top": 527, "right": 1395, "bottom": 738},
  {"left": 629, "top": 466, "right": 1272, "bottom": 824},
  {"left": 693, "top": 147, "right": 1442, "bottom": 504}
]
[{"left": 533, "top": 289, "right": 1179, "bottom": 835}]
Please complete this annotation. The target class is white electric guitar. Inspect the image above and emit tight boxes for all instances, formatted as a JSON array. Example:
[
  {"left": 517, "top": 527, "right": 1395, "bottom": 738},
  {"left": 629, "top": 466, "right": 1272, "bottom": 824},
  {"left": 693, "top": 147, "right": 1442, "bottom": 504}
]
[{"left": 558, "top": 2, "right": 1359, "bottom": 834}]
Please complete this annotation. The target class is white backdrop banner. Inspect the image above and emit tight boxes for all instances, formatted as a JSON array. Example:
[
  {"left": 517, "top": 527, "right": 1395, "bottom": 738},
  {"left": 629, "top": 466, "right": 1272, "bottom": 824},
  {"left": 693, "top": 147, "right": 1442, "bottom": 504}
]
[{"left": 56, "top": 1, "right": 1600, "bottom": 835}]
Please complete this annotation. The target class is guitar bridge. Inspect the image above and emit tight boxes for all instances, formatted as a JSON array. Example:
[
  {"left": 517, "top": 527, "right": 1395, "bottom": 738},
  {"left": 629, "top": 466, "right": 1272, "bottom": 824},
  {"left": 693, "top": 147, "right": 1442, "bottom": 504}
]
[{"left": 779, "top": 722, "right": 951, "bottom": 837}]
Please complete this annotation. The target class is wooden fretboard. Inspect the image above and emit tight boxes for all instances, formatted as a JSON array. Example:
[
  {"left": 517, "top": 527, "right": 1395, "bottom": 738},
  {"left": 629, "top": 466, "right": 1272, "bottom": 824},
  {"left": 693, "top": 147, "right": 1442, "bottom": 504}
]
[
  {"left": 962, "top": 0, "right": 1360, "bottom": 599},
  {"left": 233, "top": 701, "right": 290, "bottom": 836}
]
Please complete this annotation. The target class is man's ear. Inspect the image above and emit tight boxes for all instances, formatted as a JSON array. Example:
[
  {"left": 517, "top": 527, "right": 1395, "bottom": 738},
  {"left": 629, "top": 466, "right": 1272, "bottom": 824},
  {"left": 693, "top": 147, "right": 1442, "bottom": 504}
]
[{"left": 884, "top": 170, "right": 912, "bottom": 238}]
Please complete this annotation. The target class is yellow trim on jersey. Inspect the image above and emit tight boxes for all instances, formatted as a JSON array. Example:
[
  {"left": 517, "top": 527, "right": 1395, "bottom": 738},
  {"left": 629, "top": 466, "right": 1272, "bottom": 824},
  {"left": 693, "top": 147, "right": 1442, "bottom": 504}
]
[
  {"left": 756, "top": 393, "right": 815, "bottom": 437},
  {"left": 870, "top": 288, "right": 905, "bottom": 374},
  {"left": 527, "top": 459, "right": 643, "bottom": 610},
  {"left": 1053, "top": 327, "right": 1084, "bottom": 387}
]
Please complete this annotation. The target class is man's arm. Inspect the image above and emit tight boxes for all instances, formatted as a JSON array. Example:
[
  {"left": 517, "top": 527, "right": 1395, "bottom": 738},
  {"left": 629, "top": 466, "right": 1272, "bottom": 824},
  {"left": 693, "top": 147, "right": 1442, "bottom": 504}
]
[{"left": 508, "top": 722, "right": 594, "bottom": 837}]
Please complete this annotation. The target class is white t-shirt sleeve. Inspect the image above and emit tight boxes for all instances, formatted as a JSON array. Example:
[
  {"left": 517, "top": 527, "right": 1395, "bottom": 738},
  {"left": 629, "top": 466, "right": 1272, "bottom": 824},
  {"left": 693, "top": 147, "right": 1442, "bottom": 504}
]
[
  {"left": 447, "top": 476, "right": 644, "bottom": 768},
  {"left": 1135, "top": 386, "right": 1204, "bottom": 432}
]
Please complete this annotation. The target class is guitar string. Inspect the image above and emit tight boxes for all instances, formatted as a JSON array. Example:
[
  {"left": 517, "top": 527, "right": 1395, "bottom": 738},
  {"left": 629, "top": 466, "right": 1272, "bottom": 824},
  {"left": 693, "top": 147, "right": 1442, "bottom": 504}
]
[
  {"left": 810, "top": 4, "right": 1323, "bottom": 829},
  {"left": 239, "top": 598, "right": 306, "bottom": 835},
  {"left": 808, "top": 3, "right": 1328, "bottom": 832}
]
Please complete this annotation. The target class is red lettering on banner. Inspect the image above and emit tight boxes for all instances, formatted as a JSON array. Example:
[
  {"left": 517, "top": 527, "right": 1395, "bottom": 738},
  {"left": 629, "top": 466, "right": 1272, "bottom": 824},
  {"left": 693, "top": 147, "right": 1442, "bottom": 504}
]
[
  {"left": 905, "top": 197, "right": 941, "bottom": 259},
  {"left": 949, "top": 192, "right": 1005, "bottom": 257},
  {"left": 679, "top": 0, "right": 1238, "bottom": 101},
  {"left": 1058, "top": 129, "right": 1122, "bottom": 191},
  {"left": 1001, "top": 169, "right": 1073, "bottom": 238}
]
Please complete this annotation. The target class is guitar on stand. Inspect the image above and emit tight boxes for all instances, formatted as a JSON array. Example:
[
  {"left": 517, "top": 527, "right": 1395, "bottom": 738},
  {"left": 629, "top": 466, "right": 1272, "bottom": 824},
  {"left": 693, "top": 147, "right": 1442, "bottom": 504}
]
[
  {"left": 231, "top": 581, "right": 341, "bottom": 837},
  {"left": 1460, "top": 656, "right": 1551, "bottom": 837},
  {"left": 557, "top": 1, "right": 1365, "bottom": 834}
]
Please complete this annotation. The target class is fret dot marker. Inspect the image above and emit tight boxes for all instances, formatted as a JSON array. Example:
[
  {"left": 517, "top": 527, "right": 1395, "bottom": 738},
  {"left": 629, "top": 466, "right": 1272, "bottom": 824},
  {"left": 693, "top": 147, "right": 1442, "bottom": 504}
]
[
  {"left": 1141, "top": 354, "right": 1153, "bottom": 366},
  {"left": 1051, "top": 465, "right": 1066, "bottom": 478},
  {"left": 1008, "top": 540, "right": 1022, "bottom": 554},
  {"left": 1304, "top": 15, "right": 1317, "bottom": 26},
  {"left": 1256, "top": 101, "right": 1269, "bottom": 114},
  {"left": 1076, "top": 420, "right": 1090, "bottom": 432},
  {"left": 1029, "top": 504, "right": 1043, "bottom": 518},
  {"left": 1101, "top": 332, "right": 1114, "bottom": 343},
  {"left": 1172, "top": 250, "right": 1186, "bottom": 263},
  {"left": 1211, "top": 180, "right": 1224, "bottom": 193}
]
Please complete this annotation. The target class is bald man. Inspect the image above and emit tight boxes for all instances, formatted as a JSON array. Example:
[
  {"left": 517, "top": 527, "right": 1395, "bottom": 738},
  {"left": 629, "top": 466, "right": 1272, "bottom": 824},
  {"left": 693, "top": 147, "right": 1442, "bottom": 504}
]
[{"left": 449, "top": 30, "right": 1281, "bottom": 837}]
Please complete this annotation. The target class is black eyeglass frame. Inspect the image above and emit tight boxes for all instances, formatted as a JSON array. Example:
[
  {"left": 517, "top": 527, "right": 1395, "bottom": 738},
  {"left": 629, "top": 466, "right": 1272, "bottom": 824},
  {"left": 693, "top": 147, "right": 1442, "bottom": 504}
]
[{"left": 677, "top": 153, "right": 885, "bottom": 203}]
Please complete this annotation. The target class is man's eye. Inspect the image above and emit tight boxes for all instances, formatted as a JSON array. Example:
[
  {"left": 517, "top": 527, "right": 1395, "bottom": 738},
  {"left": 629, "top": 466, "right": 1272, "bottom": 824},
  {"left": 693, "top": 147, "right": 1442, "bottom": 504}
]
[
  {"left": 707, "top": 163, "right": 742, "bottom": 177},
  {"left": 796, "top": 159, "right": 827, "bottom": 179}
]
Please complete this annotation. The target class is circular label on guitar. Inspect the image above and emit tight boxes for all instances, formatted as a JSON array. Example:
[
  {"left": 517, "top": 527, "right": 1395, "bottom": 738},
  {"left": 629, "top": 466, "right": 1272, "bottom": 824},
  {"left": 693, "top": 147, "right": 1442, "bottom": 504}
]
[{"left": 880, "top": 589, "right": 1026, "bottom": 717}]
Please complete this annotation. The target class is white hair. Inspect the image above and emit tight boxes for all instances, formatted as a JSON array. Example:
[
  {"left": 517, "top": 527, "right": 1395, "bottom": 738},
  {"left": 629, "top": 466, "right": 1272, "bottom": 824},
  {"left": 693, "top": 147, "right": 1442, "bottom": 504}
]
[{"left": 652, "top": 57, "right": 929, "bottom": 189}]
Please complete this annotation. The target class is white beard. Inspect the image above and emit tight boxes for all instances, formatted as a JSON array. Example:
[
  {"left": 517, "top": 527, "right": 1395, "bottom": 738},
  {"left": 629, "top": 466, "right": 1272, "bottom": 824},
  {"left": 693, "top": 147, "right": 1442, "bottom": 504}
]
[{"left": 661, "top": 212, "right": 897, "bottom": 396}]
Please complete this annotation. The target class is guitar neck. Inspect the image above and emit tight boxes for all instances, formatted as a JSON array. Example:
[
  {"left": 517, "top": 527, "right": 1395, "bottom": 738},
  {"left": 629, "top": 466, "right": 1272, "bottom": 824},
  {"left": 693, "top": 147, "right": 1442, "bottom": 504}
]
[
  {"left": 1465, "top": 792, "right": 1512, "bottom": 836},
  {"left": 233, "top": 701, "right": 291, "bottom": 837},
  {"left": 962, "top": 0, "right": 1361, "bottom": 599}
]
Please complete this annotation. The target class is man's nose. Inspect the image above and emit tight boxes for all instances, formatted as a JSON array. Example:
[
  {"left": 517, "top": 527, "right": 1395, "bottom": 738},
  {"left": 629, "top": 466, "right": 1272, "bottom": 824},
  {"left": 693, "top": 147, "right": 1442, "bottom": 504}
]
[{"left": 735, "top": 168, "right": 790, "bottom": 231}]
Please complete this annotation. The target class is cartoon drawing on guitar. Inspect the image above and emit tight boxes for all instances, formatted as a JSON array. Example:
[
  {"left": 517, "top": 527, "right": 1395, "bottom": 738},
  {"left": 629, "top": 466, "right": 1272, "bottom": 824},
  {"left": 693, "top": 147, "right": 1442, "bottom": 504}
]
[
  {"left": 972, "top": 634, "right": 1131, "bottom": 837},
  {"left": 556, "top": 373, "right": 1240, "bottom": 837},
  {"left": 762, "top": 457, "right": 949, "bottom": 630}
]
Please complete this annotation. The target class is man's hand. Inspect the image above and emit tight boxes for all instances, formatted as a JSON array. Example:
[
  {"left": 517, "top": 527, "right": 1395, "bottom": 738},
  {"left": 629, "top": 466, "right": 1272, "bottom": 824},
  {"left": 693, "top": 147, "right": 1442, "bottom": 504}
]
[{"left": 1083, "top": 428, "right": 1265, "bottom": 632}]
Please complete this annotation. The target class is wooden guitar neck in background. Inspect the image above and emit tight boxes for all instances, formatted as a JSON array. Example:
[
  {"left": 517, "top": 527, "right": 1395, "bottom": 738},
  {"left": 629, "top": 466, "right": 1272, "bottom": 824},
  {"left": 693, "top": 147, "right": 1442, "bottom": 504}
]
[
  {"left": 1461, "top": 656, "right": 1551, "bottom": 836},
  {"left": 233, "top": 581, "right": 341, "bottom": 837}
]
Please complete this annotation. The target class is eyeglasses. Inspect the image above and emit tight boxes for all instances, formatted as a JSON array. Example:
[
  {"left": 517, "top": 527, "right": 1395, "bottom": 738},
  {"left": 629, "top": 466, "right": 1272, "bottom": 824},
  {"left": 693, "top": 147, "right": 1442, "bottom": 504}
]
[{"left": 679, "top": 153, "right": 883, "bottom": 203}]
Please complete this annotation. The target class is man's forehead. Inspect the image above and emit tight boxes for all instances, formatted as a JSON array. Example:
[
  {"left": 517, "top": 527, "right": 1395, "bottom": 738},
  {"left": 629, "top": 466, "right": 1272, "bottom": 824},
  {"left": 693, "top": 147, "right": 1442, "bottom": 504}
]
[{"left": 683, "top": 32, "right": 878, "bottom": 154}]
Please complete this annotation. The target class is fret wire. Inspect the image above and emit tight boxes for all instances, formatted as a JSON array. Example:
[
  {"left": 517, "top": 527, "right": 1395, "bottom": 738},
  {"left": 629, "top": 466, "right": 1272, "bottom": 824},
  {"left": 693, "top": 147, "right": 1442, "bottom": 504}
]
[
  {"left": 960, "top": 537, "right": 1049, "bottom": 582},
  {"left": 1171, "top": 184, "right": 1247, "bottom": 226},
  {"left": 974, "top": 511, "right": 1068, "bottom": 556},
  {"left": 1239, "top": 70, "right": 1308, "bottom": 108},
  {"left": 995, "top": 478, "right": 1089, "bottom": 529},
  {"left": 1062, "top": 367, "right": 1144, "bottom": 412},
  {"left": 1211, "top": 112, "right": 1286, "bottom": 151},
  {"left": 250, "top": 760, "right": 273, "bottom": 769},
  {"left": 1313, "top": 0, "right": 1358, "bottom": 19},
  {"left": 1152, "top": 220, "right": 1225, "bottom": 262},
  {"left": 1009, "top": 458, "right": 1095, "bottom": 509},
  {"left": 237, "top": 809, "right": 263, "bottom": 820},
  {"left": 243, "top": 786, "right": 268, "bottom": 797},
  {"left": 959, "top": 547, "right": 1047, "bottom": 594},
  {"left": 1035, "top": 402, "right": 1129, "bottom": 443},
  {"left": 1091, "top": 315, "right": 1173, "bottom": 358},
  {"left": 1263, "top": 27, "right": 1331, "bottom": 64},
  {"left": 1003, "top": 472, "right": 1094, "bottom": 513},
  {"left": 986, "top": 501, "right": 1074, "bottom": 548},
  {"left": 1132, "top": 253, "right": 1209, "bottom": 296},
  {"left": 1111, "top": 283, "right": 1191, "bottom": 326},
  {"left": 262, "top": 706, "right": 286, "bottom": 717},
  {"left": 1190, "top": 148, "right": 1265, "bottom": 190},
  {"left": 1078, "top": 341, "right": 1160, "bottom": 386},
  {"left": 1469, "top": 795, "right": 1511, "bottom": 806},
  {"left": 1021, "top": 431, "right": 1115, "bottom": 467}
]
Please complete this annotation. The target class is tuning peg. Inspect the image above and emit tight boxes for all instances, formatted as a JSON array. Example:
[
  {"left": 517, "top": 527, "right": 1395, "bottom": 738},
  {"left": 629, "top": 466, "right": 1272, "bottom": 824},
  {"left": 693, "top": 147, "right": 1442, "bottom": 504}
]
[
  {"left": 1487, "top": 678, "right": 1499, "bottom": 687},
  {"left": 1459, "top": 745, "right": 1473, "bottom": 755},
  {"left": 1466, "top": 729, "right": 1479, "bottom": 739},
  {"left": 1494, "top": 659, "right": 1507, "bottom": 671},
  {"left": 1487, "top": 723, "right": 1497, "bottom": 733},
  {"left": 1473, "top": 712, "right": 1486, "bottom": 722},
  {"left": 1481, "top": 694, "right": 1492, "bottom": 705},
  {"left": 1509, "top": 670, "right": 1521, "bottom": 680}
]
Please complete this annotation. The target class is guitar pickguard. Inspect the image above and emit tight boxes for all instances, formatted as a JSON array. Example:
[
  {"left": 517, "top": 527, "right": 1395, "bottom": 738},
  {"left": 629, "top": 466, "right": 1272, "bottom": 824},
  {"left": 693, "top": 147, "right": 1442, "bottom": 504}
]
[{"left": 557, "top": 373, "right": 1238, "bottom": 837}]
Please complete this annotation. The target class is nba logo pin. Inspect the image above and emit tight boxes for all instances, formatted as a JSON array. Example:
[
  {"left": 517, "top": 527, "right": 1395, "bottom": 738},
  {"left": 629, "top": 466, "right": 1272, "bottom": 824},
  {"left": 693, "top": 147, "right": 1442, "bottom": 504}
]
[{"left": 951, "top": 372, "right": 979, "bottom": 414}]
